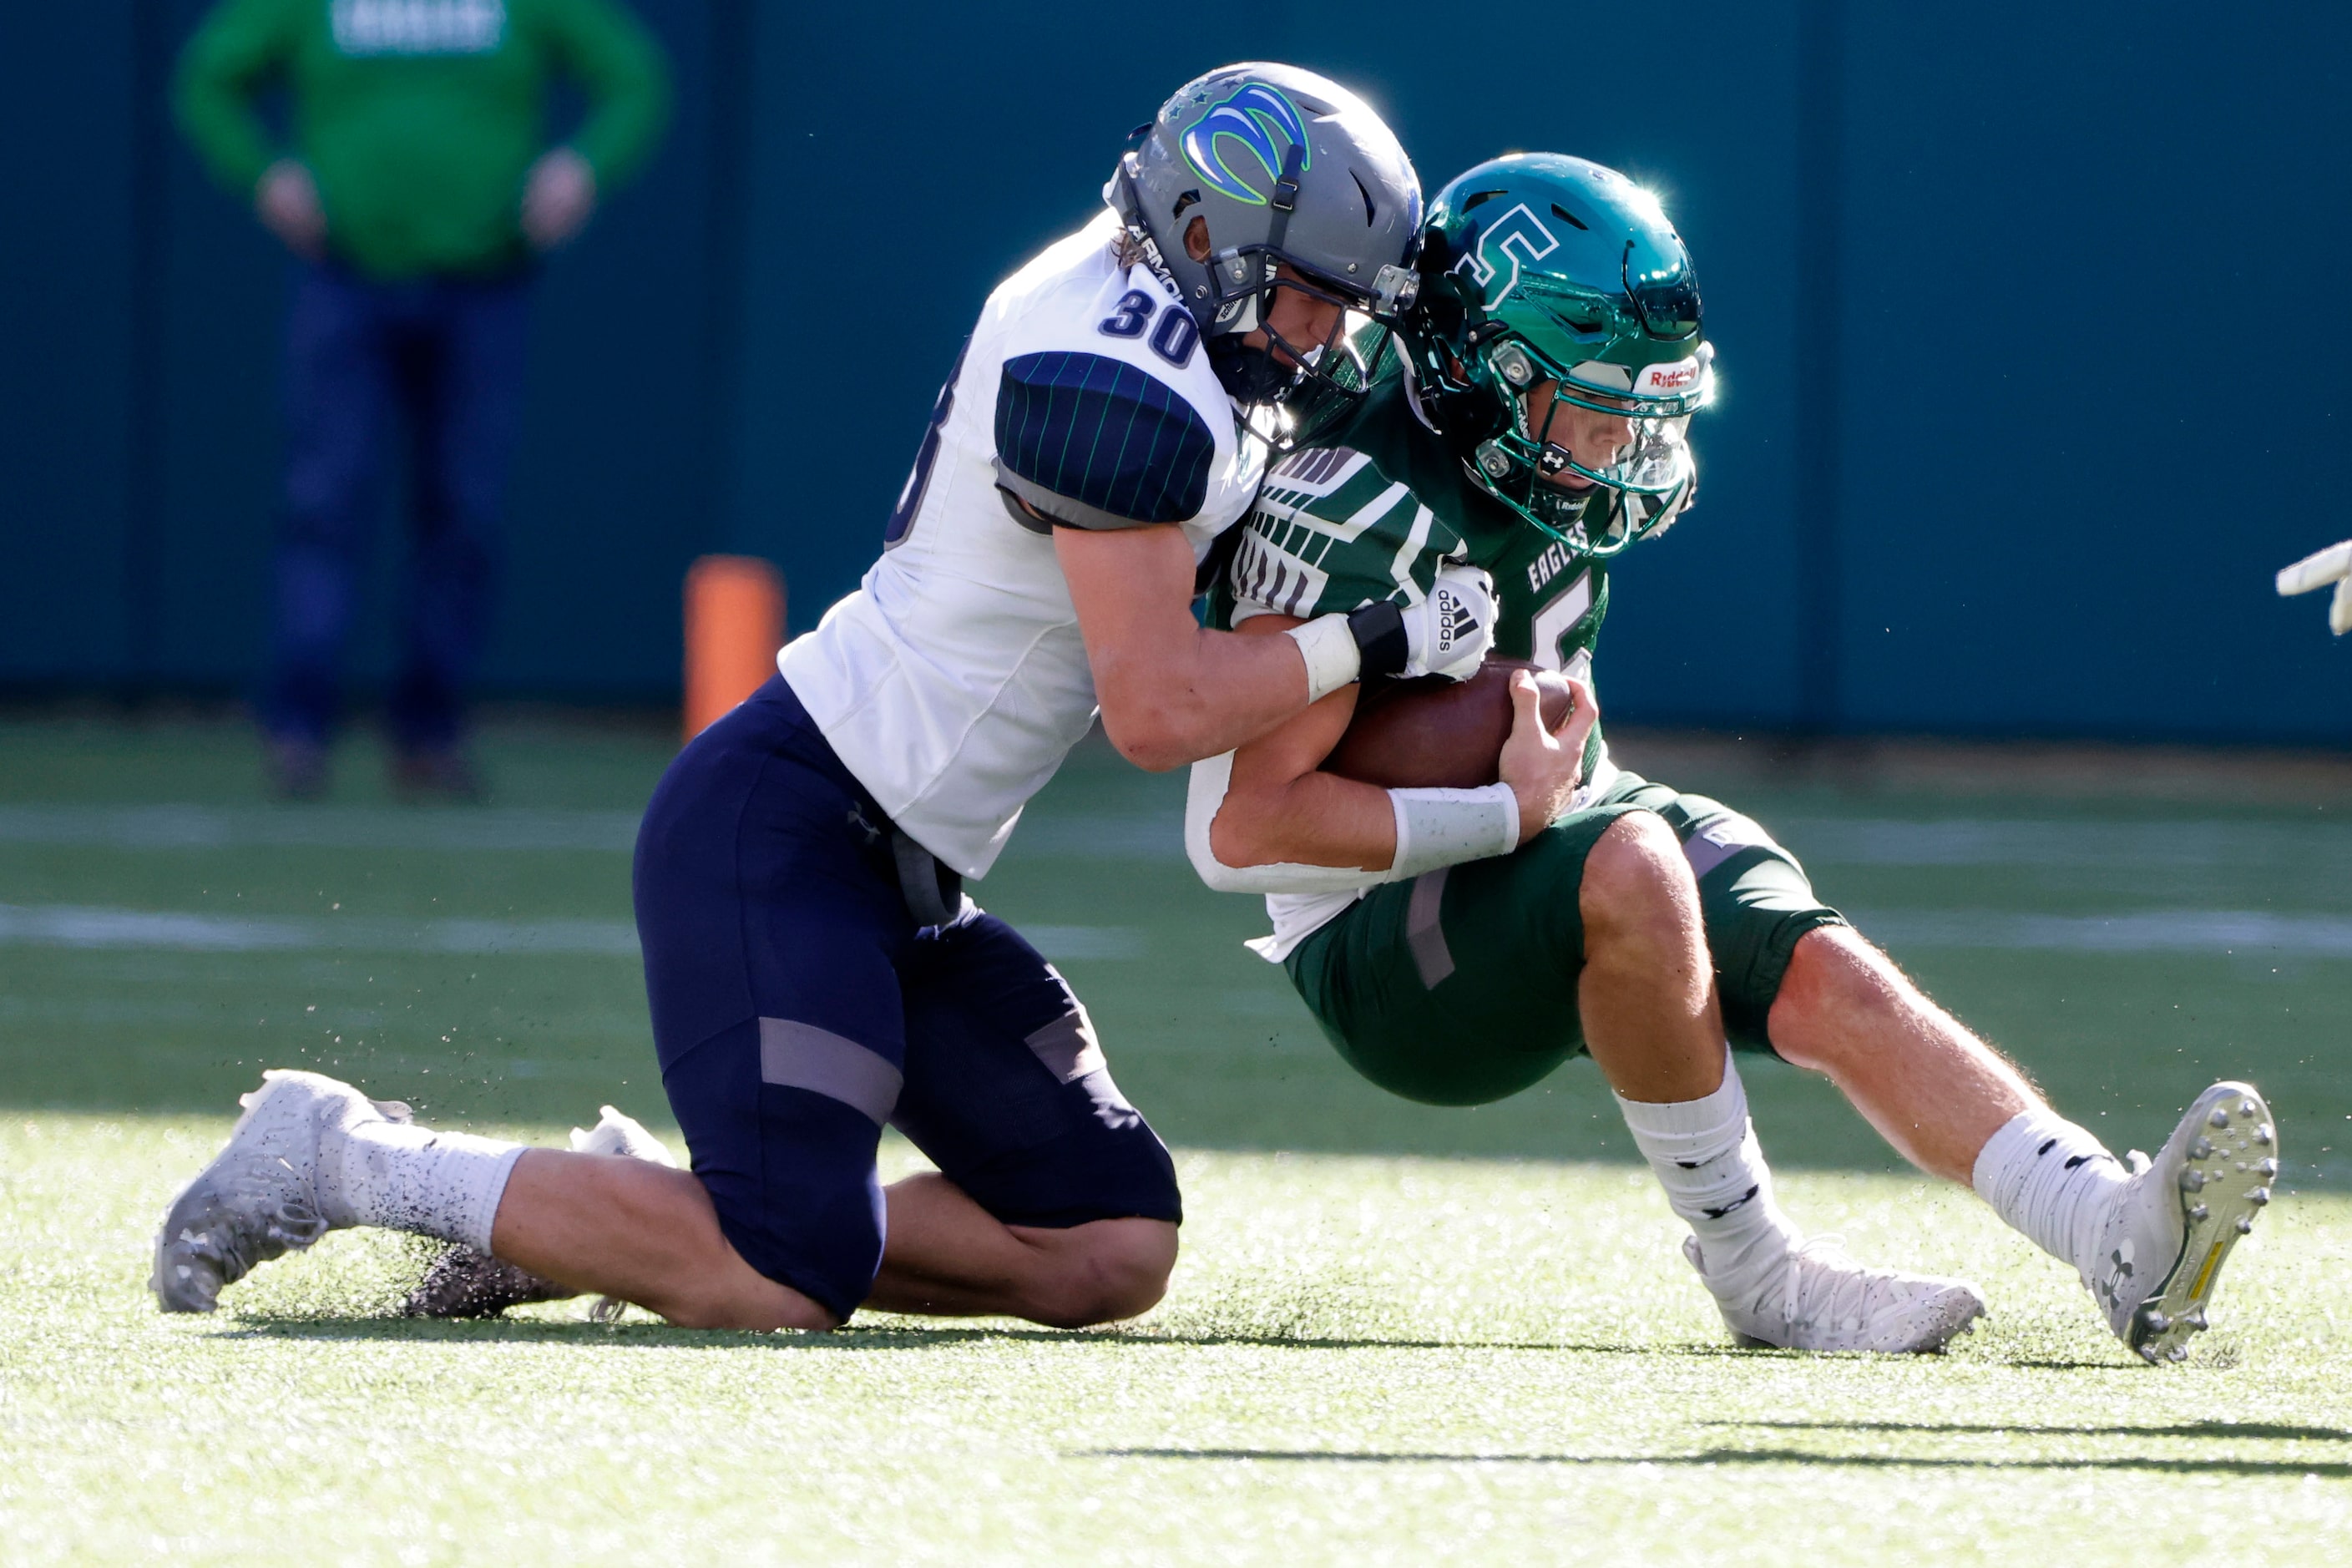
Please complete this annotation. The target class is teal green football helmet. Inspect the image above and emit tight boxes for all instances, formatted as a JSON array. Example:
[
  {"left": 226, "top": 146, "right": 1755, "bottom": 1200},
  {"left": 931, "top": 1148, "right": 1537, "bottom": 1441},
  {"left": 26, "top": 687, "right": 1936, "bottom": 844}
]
[{"left": 1404, "top": 154, "right": 1712, "bottom": 554}]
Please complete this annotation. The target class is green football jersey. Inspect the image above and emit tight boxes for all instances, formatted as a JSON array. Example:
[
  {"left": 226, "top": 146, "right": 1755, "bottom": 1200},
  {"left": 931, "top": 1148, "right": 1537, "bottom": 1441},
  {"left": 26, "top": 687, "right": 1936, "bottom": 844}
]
[{"left": 1211, "top": 366, "right": 1687, "bottom": 701}]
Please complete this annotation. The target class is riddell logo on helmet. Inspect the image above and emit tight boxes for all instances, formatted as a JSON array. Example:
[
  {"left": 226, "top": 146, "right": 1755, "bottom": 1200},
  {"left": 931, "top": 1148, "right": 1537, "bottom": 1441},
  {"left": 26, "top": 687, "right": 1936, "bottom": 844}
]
[
  {"left": 1180, "top": 84, "right": 1311, "bottom": 207},
  {"left": 1637, "top": 360, "right": 1701, "bottom": 393}
]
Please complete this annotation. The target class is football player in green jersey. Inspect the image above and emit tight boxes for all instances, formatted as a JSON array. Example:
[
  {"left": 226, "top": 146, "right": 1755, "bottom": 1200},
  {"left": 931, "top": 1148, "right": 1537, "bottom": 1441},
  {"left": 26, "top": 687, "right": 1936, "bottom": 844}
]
[{"left": 1185, "top": 154, "right": 2277, "bottom": 1363}]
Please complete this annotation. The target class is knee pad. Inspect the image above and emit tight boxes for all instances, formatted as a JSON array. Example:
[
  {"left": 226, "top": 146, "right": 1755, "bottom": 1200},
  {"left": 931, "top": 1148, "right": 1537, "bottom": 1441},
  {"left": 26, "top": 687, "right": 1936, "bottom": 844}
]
[{"left": 660, "top": 1021, "right": 890, "bottom": 1321}]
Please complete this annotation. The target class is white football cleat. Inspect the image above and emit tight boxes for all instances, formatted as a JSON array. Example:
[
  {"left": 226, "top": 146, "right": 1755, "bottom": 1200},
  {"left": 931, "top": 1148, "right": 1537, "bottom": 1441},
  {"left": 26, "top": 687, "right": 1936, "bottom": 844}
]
[
  {"left": 402, "top": 1105, "right": 677, "bottom": 1323},
  {"left": 2086, "top": 1081, "right": 2275, "bottom": 1364},
  {"left": 151, "top": 1070, "right": 409, "bottom": 1313},
  {"left": 1687, "top": 1234, "right": 1988, "bottom": 1354}
]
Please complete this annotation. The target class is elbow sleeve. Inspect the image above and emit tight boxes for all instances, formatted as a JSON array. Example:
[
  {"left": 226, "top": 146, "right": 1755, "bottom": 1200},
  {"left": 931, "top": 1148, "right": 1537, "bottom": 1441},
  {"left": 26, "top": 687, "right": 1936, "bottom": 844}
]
[{"left": 1184, "top": 753, "right": 1392, "bottom": 896}]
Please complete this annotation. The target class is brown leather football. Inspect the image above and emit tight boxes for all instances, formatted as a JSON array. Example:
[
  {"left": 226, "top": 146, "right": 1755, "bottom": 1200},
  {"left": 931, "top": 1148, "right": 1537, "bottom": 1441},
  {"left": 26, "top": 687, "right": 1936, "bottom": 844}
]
[{"left": 1323, "top": 658, "right": 1576, "bottom": 790}]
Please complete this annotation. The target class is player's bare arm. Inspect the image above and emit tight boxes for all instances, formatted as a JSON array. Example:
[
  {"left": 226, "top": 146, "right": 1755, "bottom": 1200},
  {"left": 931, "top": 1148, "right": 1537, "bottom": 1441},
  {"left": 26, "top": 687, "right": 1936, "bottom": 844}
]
[
  {"left": 1055, "top": 528, "right": 1331, "bottom": 771},
  {"left": 1197, "top": 614, "right": 1594, "bottom": 870}
]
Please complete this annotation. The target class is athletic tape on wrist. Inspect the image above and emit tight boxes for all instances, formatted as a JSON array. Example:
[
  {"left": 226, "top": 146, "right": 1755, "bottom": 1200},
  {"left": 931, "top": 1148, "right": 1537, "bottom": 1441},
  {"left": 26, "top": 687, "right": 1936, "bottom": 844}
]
[
  {"left": 1286, "top": 614, "right": 1363, "bottom": 704},
  {"left": 1346, "top": 600, "right": 1409, "bottom": 680},
  {"left": 1386, "top": 784, "right": 1519, "bottom": 881}
]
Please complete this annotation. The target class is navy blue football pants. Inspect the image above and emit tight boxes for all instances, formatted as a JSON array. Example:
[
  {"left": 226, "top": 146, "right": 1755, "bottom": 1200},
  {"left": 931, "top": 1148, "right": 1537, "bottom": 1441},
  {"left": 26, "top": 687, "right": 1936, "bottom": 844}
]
[
  {"left": 633, "top": 676, "right": 1182, "bottom": 1320},
  {"left": 265, "top": 262, "right": 529, "bottom": 750}
]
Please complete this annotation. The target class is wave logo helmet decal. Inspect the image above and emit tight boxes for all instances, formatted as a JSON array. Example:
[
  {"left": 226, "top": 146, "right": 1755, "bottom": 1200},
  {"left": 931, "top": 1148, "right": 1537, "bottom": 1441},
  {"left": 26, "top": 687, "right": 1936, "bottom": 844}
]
[{"left": 1180, "top": 83, "right": 1311, "bottom": 207}]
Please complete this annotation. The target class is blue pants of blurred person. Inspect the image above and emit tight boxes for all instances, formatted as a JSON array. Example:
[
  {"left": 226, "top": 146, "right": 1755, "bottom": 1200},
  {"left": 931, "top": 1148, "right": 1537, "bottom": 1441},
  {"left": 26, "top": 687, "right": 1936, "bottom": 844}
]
[{"left": 265, "top": 262, "right": 531, "bottom": 754}]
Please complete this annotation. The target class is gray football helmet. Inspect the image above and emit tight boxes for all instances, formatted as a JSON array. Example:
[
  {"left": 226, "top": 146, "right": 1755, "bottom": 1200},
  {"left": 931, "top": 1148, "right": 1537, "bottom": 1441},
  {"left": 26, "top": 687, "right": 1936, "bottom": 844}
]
[{"left": 1105, "top": 63, "right": 1422, "bottom": 435}]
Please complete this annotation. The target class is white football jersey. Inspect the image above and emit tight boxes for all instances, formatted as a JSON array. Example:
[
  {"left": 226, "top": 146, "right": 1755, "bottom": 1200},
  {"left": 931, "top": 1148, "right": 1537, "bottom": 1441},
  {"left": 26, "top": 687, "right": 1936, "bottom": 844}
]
[{"left": 779, "top": 212, "right": 1266, "bottom": 877}]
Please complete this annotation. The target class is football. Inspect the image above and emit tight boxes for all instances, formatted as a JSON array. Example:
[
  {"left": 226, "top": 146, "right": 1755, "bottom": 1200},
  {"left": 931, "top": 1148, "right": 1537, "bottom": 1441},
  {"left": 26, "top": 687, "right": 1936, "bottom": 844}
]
[{"left": 1323, "top": 658, "right": 1576, "bottom": 790}]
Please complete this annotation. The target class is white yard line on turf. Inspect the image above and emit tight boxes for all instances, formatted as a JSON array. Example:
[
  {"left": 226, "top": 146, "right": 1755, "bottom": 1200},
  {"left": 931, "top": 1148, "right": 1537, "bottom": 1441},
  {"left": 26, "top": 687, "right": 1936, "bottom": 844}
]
[
  {"left": 3, "top": 897, "right": 2344, "bottom": 959},
  {"left": 988, "top": 813, "right": 2352, "bottom": 872},
  {"left": 9, "top": 803, "right": 2352, "bottom": 873},
  {"left": 0, "top": 903, "right": 1142, "bottom": 960},
  {"left": 1775, "top": 816, "right": 2352, "bottom": 871},
  {"left": 1849, "top": 907, "right": 2352, "bottom": 957},
  {"left": 0, "top": 804, "right": 642, "bottom": 852}
]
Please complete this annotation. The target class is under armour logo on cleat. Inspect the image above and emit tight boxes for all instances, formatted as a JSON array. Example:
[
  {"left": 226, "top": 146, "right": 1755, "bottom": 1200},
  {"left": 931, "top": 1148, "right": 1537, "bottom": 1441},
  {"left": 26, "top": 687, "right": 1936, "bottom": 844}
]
[{"left": 2097, "top": 1242, "right": 2137, "bottom": 1308}]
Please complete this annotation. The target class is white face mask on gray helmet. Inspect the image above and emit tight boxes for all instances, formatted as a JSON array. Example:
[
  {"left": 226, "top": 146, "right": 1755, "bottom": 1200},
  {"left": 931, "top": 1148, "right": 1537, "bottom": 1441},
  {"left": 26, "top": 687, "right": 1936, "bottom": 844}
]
[{"left": 1105, "top": 63, "right": 1422, "bottom": 445}]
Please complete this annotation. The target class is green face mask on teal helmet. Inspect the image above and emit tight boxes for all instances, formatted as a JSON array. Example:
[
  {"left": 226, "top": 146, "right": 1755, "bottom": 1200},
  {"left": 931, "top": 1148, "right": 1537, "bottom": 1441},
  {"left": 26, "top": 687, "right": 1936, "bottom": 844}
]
[{"left": 1403, "top": 154, "right": 1713, "bottom": 554}]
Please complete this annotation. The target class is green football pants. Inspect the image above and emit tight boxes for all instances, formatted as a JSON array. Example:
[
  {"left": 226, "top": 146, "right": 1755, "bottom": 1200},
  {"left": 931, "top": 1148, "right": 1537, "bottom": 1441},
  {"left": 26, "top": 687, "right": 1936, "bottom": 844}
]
[{"left": 1282, "top": 771, "right": 1848, "bottom": 1106}]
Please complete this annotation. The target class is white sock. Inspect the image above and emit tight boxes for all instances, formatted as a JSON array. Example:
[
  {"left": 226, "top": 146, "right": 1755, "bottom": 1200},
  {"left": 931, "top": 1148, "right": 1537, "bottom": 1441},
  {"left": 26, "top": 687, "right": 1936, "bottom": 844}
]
[
  {"left": 1615, "top": 1052, "right": 1803, "bottom": 1294},
  {"left": 1971, "top": 1107, "right": 2130, "bottom": 1282},
  {"left": 316, "top": 1118, "right": 526, "bottom": 1252}
]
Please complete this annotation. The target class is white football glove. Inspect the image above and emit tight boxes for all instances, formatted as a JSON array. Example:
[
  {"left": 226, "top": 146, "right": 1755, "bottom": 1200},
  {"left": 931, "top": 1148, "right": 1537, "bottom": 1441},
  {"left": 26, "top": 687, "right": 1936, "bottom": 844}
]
[
  {"left": 1400, "top": 562, "right": 1496, "bottom": 681},
  {"left": 2277, "top": 539, "right": 2352, "bottom": 635}
]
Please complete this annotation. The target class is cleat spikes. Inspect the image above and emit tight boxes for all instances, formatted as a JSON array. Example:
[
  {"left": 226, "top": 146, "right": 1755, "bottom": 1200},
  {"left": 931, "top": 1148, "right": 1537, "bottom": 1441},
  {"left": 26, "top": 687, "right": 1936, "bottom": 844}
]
[{"left": 2096, "top": 1081, "right": 2275, "bottom": 1367}]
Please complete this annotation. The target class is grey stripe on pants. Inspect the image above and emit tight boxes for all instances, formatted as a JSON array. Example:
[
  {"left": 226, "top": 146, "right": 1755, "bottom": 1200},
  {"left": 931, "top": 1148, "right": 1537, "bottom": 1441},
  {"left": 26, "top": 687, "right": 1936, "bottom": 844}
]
[{"left": 1407, "top": 867, "right": 1454, "bottom": 989}]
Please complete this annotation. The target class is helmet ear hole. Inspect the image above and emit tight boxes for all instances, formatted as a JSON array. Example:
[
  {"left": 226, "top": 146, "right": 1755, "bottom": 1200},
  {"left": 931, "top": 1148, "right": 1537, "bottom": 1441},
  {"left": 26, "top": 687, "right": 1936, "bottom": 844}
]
[{"left": 1183, "top": 216, "right": 1211, "bottom": 263}]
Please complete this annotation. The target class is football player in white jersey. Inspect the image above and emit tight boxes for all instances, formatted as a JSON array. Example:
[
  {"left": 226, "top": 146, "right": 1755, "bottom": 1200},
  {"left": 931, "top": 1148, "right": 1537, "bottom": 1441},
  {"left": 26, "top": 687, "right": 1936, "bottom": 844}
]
[{"left": 152, "top": 64, "right": 1500, "bottom": 1331}]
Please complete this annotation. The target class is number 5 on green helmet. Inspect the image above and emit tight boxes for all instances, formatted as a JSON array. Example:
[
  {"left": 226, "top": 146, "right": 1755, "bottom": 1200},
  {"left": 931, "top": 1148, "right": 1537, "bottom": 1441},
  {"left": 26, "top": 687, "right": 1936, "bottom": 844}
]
[{"left": 1404, "top": 153, "right": 1714, "bottom": 556}]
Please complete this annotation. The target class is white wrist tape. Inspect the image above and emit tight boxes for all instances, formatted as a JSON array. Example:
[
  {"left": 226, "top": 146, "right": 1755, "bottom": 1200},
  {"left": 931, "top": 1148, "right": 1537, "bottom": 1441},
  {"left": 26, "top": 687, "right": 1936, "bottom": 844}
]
[
  {"left": 1285, "top": 614, "right": 1363, "bottom": 704},
  {"left": 1387, "top": 784, "right": 1519, "bottom": 880}
]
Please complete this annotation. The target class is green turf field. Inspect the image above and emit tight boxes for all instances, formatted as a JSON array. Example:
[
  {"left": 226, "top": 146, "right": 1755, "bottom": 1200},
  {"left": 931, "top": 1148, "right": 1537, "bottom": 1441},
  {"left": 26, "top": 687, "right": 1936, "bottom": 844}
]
[{"left": 2, "top": 715, "right": 2349, "bottom": 1563}]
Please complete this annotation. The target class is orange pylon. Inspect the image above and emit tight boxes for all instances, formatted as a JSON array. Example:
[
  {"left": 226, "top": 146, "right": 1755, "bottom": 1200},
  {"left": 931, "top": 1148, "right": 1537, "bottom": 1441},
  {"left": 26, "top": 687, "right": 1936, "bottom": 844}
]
[{"left": 683, "top": 554, "right": 786, "bottom": 741}]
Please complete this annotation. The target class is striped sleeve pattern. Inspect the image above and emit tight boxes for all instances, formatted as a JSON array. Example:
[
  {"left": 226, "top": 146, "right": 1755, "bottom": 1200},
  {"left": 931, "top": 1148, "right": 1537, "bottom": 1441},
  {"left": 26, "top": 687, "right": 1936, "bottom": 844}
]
[
  {"left": 1223, "top": 444, "right": 1455, "bottom": 620},
  {"left": 994, "top": 352, "right": 1215, "bottom": 529}
]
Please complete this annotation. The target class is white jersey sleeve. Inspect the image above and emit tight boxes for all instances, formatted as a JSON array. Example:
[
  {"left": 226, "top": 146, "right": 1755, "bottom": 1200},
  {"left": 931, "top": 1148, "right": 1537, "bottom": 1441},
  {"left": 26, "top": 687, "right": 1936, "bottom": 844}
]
[
  {"left": 776, "top": 214, "right": 1266, "bottom": 878},
  {"left": 989, "top": 247, "right": 1228, "bottom": 532}
]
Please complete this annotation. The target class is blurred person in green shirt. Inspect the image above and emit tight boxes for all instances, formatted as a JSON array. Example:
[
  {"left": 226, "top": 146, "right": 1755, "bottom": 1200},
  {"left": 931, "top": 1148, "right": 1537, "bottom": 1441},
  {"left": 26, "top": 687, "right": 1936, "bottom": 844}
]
[{"left": 176, "top": 0, "right": 669, "bottom": 798}]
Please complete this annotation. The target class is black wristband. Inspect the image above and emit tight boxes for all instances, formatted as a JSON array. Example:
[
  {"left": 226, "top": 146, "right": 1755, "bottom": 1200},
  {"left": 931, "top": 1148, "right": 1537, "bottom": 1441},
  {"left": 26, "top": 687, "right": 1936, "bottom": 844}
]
[{"left": 1346, "top": 600, "right": 1409, "bottom": 680}]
